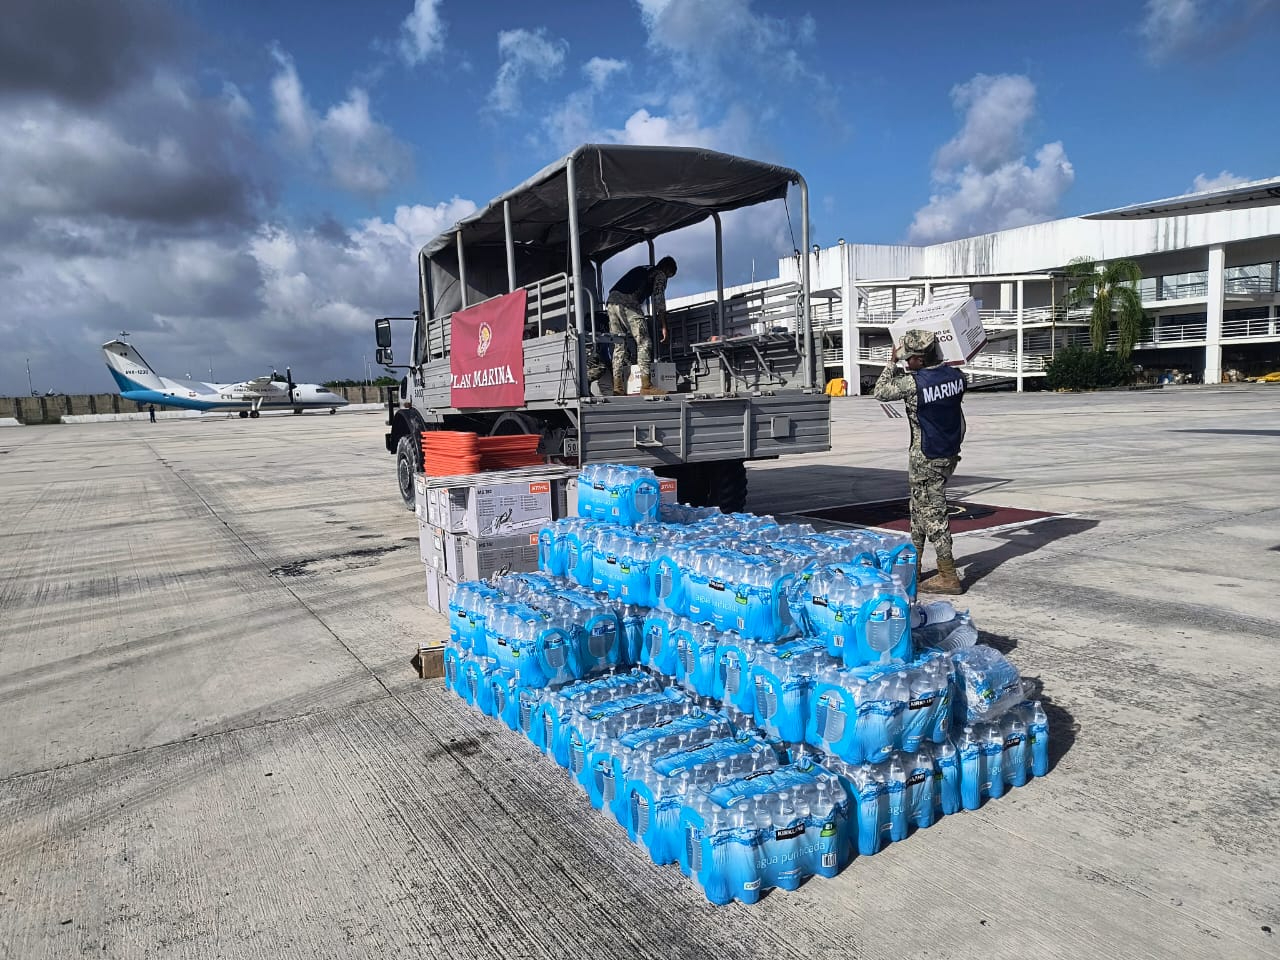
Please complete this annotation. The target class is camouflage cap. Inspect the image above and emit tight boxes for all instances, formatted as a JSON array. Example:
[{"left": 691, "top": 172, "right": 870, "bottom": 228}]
[{"left": 899, "top": 328, "right": 938, "bottom": 358}]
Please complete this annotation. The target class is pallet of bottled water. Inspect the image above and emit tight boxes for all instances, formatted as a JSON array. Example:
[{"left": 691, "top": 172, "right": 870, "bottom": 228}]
[{"left": 436, "top": 463, "right": 1050, "bottom": 905}]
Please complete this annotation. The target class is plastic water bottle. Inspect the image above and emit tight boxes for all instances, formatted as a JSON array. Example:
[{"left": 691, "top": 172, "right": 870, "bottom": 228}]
[
  {"left": 886, "top": 757, "right": 908, "bottom": 843},
  {"left": 1030, "top": 700, "right": 1050, "bottom": 776},
  {"left": 935, "top": 740, "right": 961, "bottom": 816},
  {"left": 675, "top": 621, "right": 722, "bottom": 699},
  {"left": 958, "top": 726, "right": 983, "bottom": 811},
  {"left": 1003, "top": 714, "right": 1030, "bottom": 788},
  {"left": 951, "top": 645, "right": 1025, "bottom": 724},
  {"left": 904, "top": 749, "right": 937, "bottom": 830},
  {"left": 751, "top": 639, "right": 825, "bottom": 744},
  {"left": 851, "top": 764, "right": 888, "bottom": 856},
  {"left": 982, "top": 723, "right": 1006, "bottom": 800}
]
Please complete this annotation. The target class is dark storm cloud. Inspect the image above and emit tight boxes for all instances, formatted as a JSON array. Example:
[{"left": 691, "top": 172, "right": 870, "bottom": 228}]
[{"left": 0, "top": 0, "right": 181, "bottom": 104}]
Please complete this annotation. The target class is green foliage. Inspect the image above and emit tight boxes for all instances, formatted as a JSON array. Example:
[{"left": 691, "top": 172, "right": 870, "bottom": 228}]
[
  {"left": 1065, "top": 256, "right": 1148, "bottom": 360},
  {"left": 1044, "top": 346, "right": 1134, "bottom": 391}
]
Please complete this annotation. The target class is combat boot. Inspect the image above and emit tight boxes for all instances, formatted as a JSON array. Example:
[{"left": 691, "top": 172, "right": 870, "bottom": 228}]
[
  {"left": 639, "top": 374, "right": 668, "bottom": 396},
  {"left": 919, "top": 557, "right": 963, "bottom": 595},
  {"left": 613, "top": 374, "right": 628, "bottom": 396}
]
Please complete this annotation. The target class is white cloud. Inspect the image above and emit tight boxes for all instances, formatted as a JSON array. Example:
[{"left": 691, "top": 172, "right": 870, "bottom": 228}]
[
  {"left": 583, "top": 56, "right": 626, "bottom": 91},
  {"left": 1140, "top": 0, "right": 1200, "bottom": 61},
  {"left": 399, "top": 0, "right": 446, "bottom": 66},
  {"left": 935, "top": 74, "right": 1036, "bottom": 174},
  {"left": 636, "top": 0, "right": 814, "bottom": 84},
  {"left": 1139, "top": 0, "right": 1278, "bottom": 63},
  {"left": 268, "top": 48, "right": 411, "bottom": 196},
  {"left": 606, "top": 105, "right": 752, "bottom": 152},
  {"left": 910, "top": 143, "right": 1075, "bottom": 244},
  {"left": 1190, "top": 170, "right": 1250, "bottom": 193},
  {"left": 489, "top": 28, "right": 568, "bottom": 115},
  {"left": 909, "top": 74, "right": 1074, "bottom": 243}
]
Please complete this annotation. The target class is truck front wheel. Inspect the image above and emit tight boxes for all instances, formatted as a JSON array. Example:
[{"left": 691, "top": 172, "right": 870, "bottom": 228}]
[{"left": 396, "top": 434, "right": 421, "bottom": 510}]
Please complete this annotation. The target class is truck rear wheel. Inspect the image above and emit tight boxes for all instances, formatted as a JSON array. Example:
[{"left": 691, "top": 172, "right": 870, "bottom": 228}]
[
  {"left": 396, "top": 434, "right": 421, "bottom": 510},
  {"left": 705, "top": 459, "right": 748, "bottom": 514}
]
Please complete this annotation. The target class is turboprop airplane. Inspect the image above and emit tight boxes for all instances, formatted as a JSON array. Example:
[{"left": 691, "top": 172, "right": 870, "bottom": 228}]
[{"left": 102, "top": 340, "right": 348, "bottom": 418}]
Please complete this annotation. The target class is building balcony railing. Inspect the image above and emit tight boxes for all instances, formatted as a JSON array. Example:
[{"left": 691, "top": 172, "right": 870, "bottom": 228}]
[
  {"left": 1222, "top": 317, "right": 1279, "bottom": 339},
  {"left": 850, "top": 346, "right": 1050, "bottom": 374}
]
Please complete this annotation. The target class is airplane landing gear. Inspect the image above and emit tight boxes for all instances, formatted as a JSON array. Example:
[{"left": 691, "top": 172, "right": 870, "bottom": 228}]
[
  {"left": 293, "top": 408, "right": 303, "bottom": 415},
  {"left": 249, "top": 410, "right": 260, "bottom": 419},
  {"left": 239, "top": 410, "right": 249, "bottom": 419},
  {"left": 329, "top": 408, "right": 336, "bottom": 414}
]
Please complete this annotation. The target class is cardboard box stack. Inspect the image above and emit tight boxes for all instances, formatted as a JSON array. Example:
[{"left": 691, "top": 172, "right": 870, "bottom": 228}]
[{"left": 417, "top": 466, "right": 580, "bottom": 613}]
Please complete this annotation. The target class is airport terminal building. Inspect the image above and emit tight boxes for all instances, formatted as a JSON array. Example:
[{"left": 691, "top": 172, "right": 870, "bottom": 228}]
[{"left": 673, "top": 177, "right": 1280, "bottom": 391}]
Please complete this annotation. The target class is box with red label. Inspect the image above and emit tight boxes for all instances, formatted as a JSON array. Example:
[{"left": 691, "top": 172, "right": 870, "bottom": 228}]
[
  {"left": 431, "top": 479, "right": 553, "bottom": 537},
  {"left": 445, "top": 530, "right": 541, "bottom": 582},
  {"left": 658, "top": 477, "right": 677, "bottom": 504}
]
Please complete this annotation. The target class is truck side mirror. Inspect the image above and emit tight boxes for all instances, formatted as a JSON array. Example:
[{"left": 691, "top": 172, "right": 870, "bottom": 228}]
[
  {"left": 375, "top": 347, "right": 393, "bottom": 365},
  {"left": 374, "top": 317, "right": 392, "bottom": 348}
]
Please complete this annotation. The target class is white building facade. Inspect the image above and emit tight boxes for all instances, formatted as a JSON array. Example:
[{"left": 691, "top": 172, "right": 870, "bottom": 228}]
[{"left": 765, "top": 179, "right": 1280, "bottom": 391}]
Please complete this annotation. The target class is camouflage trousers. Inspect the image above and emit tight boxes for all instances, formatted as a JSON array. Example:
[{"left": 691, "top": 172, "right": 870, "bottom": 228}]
[
  {"left": 584, "top": 303, "right": 652, "bottom": 386},
  {"left": 908, "top": 451, "right": 960, "bottom": 563}
]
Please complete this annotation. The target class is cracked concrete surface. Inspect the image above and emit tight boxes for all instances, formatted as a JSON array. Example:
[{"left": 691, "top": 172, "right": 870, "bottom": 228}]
[{"left": 0, "top": 389, "right": 1277, "bottom": 959}]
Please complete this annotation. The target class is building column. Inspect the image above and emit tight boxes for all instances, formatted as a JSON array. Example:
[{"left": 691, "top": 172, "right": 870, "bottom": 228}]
[
  {"left": 923, "top": 281, "right": 932, "bottom": 304},
  {"left": 1205, "top": 244, "right": 1225, "bottom": 385},
  {"left": 841, "top": 242, "right": 860, "bottom": 395},
  {"left": 999, "top": 282, "right": 1013, "bottom": 312},
  {"left": 1015, "top": 279, "right": 1025, "bottom": 393}
]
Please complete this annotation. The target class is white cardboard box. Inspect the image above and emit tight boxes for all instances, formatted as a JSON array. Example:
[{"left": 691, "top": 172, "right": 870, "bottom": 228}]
[
  {"left": 414, "top": 473, "right": 429, "bottom": 521},
  {"left": 889, "top": 297, "right": 987, "bottom": 365},
  {"left": 627, "top": 361, "right": 678, "bottom": 393},
  {"left": 419, "top": 519, "right": 448, "bottom": 571},
  {"left": 446, "top": 530, "right": 541, "bottom": 581},
  {"left": 432, "top": 479, "right": 553, "bottom": 537},
  {"left": 553, "top": 476, "right": 578, "bottom": 519},
  {"left": 424, "top": 565, "right": 456, "bottom": 615},
  {"left": 425, "top": 565, "right": 441, "bottom": 610}
]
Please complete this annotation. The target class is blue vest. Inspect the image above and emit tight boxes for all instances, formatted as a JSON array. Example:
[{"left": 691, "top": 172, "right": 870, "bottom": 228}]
[{"left": 915, "top": 366, "right": 965, "bottom": 459}]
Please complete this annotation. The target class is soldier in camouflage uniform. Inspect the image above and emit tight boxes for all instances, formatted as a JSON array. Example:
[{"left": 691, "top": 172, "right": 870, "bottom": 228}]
[{"left": 872, "top": 328, "right": 966, "bottom": 595}]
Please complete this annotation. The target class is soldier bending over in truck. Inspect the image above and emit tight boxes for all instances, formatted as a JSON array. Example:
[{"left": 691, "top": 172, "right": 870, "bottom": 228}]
[{"left": 589, "top": 256, "right": 677, "bottom": 397}]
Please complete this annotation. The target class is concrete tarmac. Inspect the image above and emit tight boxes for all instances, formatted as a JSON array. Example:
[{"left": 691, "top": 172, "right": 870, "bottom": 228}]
[{"left": 0, "top": 389, "right": 1277, "bottom": 959}]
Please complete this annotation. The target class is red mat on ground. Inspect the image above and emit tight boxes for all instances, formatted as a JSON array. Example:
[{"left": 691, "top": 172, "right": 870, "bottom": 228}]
[{"left": 801, "top": 499, "right": 1060, "bottom": 534}]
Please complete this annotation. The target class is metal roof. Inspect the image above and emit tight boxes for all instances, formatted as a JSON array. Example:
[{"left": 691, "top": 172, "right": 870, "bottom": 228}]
[
  {"left": 420, "top": 144, "right": 800, "bottom": 263},
  {"left": 1084, "top": 177, "right": 1280, "bottom": 220}
]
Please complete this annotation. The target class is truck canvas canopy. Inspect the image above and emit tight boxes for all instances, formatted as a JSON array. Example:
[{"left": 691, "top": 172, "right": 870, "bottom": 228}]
[{"left": 420, "top": 144, "right": 801, "bottom": 320}]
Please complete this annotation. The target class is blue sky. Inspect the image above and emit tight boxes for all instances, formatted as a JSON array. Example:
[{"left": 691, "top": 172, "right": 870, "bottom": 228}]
[{"left": 1, "top": 0, "right": 1275, "bottom": 394}]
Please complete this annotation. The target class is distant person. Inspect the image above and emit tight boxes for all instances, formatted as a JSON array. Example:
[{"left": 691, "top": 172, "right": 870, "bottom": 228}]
[
  {"left": 148, "top": 404, "right": 156, "bottom": 423},
  {"left": 873, "top": 329, "right": 966, "bottom": 595},
  {"left": 605, "top": 256, "right": 677, "bottom": 396}
]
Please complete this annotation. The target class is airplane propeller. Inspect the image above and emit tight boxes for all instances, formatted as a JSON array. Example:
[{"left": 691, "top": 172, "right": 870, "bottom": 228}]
[{"left": 286, "top": 367, "right": 296, "bottom": 403}]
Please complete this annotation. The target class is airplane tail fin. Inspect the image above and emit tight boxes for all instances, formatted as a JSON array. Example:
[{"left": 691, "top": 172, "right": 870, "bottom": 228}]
[{"left": 102, "top": 340, "right": 164, "bottom": 392}]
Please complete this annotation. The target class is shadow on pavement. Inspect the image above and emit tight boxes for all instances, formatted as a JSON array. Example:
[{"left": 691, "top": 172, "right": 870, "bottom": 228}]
[
  {"left": 1019, "top": 675, "right": 1079, "bottom": 774},
  {"left": 747, "top": 463, "right": 1009, "bottom": 518},
  {"left": 976, "top": 628, "right": 1018, "bottom": 655},
  {"left": 959, "top": 516, "right": 1099, "bottom": 586}
]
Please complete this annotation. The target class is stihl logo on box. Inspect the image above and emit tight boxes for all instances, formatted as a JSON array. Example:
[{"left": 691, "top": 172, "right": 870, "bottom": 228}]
[
  {"left": 659, "top": 479, "right": 677, "bottom": 492},
  {"left": 529, "top": 533, "right": 539, "bottom": 545},
  {"left": 528, "top": 481, "right": 551, "bottom": 494}
]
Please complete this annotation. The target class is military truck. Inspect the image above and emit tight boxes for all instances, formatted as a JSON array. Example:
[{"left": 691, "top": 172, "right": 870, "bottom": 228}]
[{"left": 374, "top": 144, "right": 830, "bottom": 512}]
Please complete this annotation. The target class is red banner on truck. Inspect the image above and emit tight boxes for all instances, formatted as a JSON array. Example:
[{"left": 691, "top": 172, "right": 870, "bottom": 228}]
[{"left": 449, "top": 289, "right": 527, "bottom": 408}]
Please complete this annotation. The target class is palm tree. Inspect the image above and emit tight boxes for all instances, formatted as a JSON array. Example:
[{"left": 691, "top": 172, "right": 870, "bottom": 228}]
[{"left": 1065, "top": 256, "right": 1147, "bottom": 359}]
